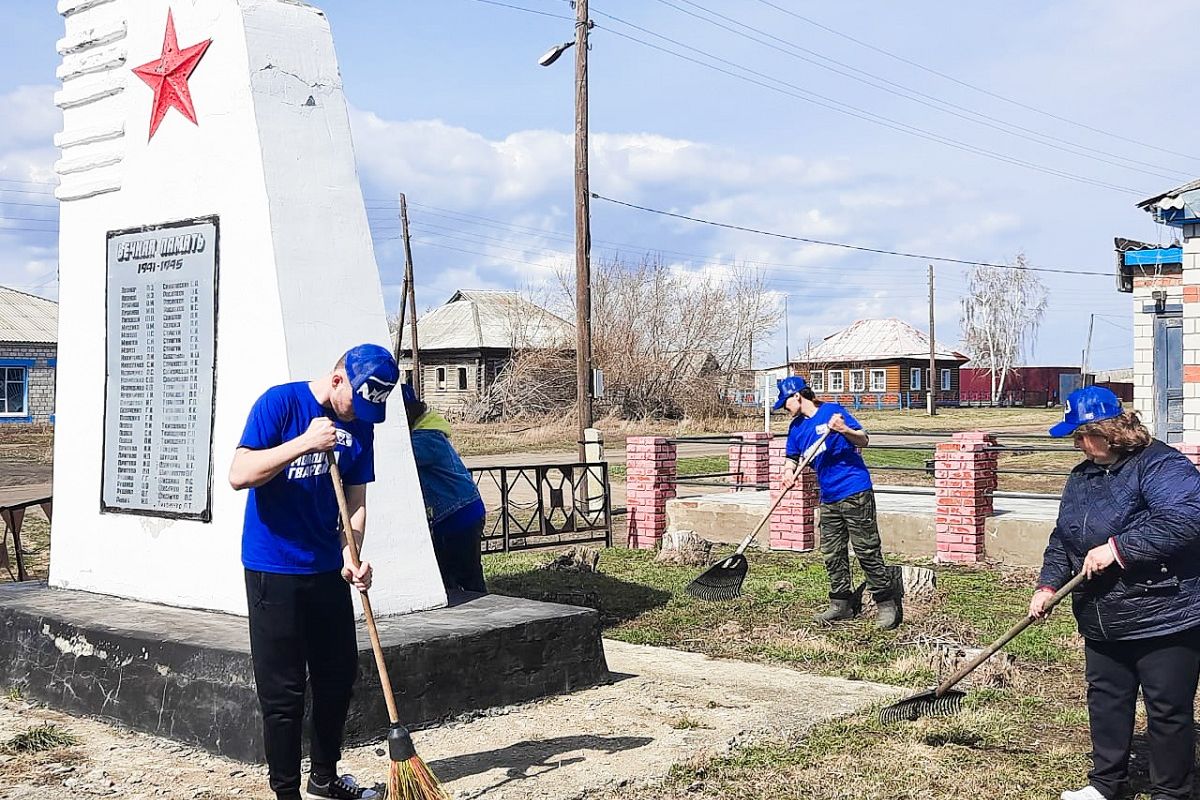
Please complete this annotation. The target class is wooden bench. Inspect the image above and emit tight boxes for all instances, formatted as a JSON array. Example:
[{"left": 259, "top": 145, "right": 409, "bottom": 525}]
[{"left": 0, "top": 483, "right": 52, "bottom": 582}]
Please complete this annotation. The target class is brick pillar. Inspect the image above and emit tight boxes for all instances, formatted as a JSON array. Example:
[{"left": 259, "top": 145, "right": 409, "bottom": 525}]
[
  {"left": 934, "top": 431, "right": 997, "bottom": 563},
  {"left": 768, "top": 439, "right": 818, "bottom": 551},
  {"left": 1184, "top": 240, "right": 1200, "bottom": 443},
  {"left": 624, "top": 436, "right": 676, "bottom": 550},
  {"left": 1174, "top": 443, "right": 1200, "bottom": 469},
  {"left": 729, "top": 432, "right": 771, "bottom": 490}
]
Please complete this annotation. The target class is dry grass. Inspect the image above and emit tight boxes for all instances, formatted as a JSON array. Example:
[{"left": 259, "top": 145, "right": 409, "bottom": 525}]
[
  {"left": 0, "top": 507, "right": 50, "bottom": 584},
  {"left": 0, "top": 425, "right": 53, "bottom": 465},
  {"left": 484, "top": 548, "right": 1135, "bottom": 800}
]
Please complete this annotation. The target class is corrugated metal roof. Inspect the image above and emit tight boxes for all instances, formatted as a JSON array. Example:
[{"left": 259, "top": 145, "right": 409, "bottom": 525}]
[
  {"left": 399, "top": 290, "right": 574, "bottom": 351},
  {"left": 1139, "top": 177, "right": 1200, "bottom": 211},
  {"left": 796, "top": 318, "right": 967, "bottom": 363},
  {"left": 0, "top": 286, "right": 57, "bottom": 344}
]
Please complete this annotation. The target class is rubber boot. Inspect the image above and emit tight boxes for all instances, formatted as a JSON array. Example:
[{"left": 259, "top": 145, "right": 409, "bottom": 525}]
[
  {"left": 814, "top": 593, "right": 856, "bottom": 626},
  {"left": 874, "top": 592, "right": 903, "bottom": 630}
]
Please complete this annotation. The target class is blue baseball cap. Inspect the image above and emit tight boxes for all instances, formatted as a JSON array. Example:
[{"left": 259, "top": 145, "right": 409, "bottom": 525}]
[
  {"left": 344, "top": 344, "right": 399, "bottom": 423},
  {"left": 772, "top": 375, "right": 809, "bottom": 410},
  {"left": 1049, "top": 386, "right": 1123, "bottom": 437}
]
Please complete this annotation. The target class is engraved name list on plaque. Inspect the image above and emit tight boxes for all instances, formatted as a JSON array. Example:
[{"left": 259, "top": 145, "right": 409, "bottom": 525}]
[{"left": 101, "top": 217, "right": 219, "bottom": 521}]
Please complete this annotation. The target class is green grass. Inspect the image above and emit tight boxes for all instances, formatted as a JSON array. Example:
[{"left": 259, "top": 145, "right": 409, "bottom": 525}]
[
  {"left": 609, "top": 455, "right": 730, "bottom": 482},
  {"left": 1, "top": 724, "right": 78, "bottom": 754},
  {"left": 485, "top": 547, "right": 1107, "bottom": 800}
]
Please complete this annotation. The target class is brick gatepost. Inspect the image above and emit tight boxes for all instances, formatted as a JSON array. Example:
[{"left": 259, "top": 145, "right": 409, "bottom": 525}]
[
  {"left": 729, "top": 432, "right": 772, "bottom": 491},
  {"left": 768, "top": 439, "right": 818, "bottom": 551},
  {"left": 934, "top": 431, "right": 998, "bottom": 563},
  {"left": 624, "top": 436, "right": 676, "bottom": 550},
  {"left": 1174, "top": 443, "right": 1200, "bottom": 469}
]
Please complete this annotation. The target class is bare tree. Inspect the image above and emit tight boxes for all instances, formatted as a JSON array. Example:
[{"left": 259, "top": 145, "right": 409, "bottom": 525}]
[
  {"left": 959, "top": 253, "right": 1048, "bottom": 405},
  {"left": 558, "top": 254, "right": 781, "bottom": 418}
]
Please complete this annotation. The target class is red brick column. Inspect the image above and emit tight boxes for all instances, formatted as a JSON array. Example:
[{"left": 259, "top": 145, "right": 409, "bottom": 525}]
[
  {"left": 625, "top": 436, "right": 676, "bottom": 550},
  {"left": 1174, "top": 443, "right": 1200, "bottom": 469},
  {"left": 729, "top": 432, "right": 772, "bottom": 490},
  {"left": 768, "top": 440, "right": 819, "bottom": 551},
  {"left": 934, "top": 431, "right": 997, "bottom": 563}
]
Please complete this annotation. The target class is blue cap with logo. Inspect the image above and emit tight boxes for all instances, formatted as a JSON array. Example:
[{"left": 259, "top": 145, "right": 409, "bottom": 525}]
[
  {"left": 344, "top": 343, "right": 399, "bottom": 424},
  {"left": 1049, "top": 385, "right": 1123, "bottom": 438},
  {"left": 772, "top": 375, "right": 809, "bottom": 410}
]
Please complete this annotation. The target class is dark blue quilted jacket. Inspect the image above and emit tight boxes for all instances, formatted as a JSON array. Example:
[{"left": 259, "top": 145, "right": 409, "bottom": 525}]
[{"left": 1038, "top": 439, "right": 1200, "bottom": 641}]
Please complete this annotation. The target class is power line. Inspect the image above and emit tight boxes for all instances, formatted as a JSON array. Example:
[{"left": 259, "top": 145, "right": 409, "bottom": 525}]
[
  {"left": 590, "top": 18, "right": 1146, "bottom": 195},
  {"left": 749, "top": 0, "right": 1200, "bottom": 167},
  {"left": 591, "top": 192, "right": 1114, "bottom": 276},
  {"left": 642, "top": 0, "right": 1188, "bottom": 182},
  {"left": 460, "top": 0, "right": 572, "bottom": 21}
]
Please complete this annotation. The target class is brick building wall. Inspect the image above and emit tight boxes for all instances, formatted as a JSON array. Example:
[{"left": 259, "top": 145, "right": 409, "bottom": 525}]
[
  {"left": 1132, "top": 274, "right": 1183, "bottom": 434},
  {"left": 0, "top": 341, "right": 57, "bottom": 424}
]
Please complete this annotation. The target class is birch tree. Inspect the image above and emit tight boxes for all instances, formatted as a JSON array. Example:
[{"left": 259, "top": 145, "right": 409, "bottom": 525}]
[{"left": 959, "top": 253, "right": 1048, "bottom": 404}]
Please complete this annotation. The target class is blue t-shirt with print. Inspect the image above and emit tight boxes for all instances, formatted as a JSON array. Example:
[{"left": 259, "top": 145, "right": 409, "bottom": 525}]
[
  {"left": 785, "top": 402, "right": 872, "bottom": 504},
  {"left": 238, "top": 382, "right": 375, "bottom": 574}
]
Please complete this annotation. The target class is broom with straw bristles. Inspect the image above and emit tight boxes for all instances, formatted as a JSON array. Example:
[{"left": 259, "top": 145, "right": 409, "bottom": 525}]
[{"left": 330, "top": 458, "right": 450, "bottom": 800}]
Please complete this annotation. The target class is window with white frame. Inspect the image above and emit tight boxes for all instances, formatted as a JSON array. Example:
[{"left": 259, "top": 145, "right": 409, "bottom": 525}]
[
  {"left": 0, "top": 365, "right": 28, "bottom": 416},
  {"left": 457, "top": 367, "right": 468, "bottom": 390},
  {"left": 809, "top": 371, "right": 824, "bottom": 392},
  {"left": 829, "top": 370, "right": 844, "bottom": 392},
  {"left": 436, "top": 367, "right": 446, "bottom": 390},
  {"left": 941, "top": 368, "right": 952, "bottom": 391},
  {"left": 910, "top": 367, "right": 922, "bottom": 390},
  {"left": 870, "top": 369, "right": 886, "bottom": 392},
  {"left": 850, "top": 369, "right": 865, "bottom": 393}
]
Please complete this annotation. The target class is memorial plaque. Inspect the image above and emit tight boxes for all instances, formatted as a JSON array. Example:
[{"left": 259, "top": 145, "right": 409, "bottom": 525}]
[{"left": 101, "top": 217, "right": 219, "bottom": 520}]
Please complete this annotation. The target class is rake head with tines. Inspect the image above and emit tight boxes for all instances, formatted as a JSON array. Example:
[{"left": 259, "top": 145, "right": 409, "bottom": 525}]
[
  {"left": 685, "top": 553, "right": 748, "bottom": 601},
  {"left": 879, "top": 571, "right": 1088, "bottom": 724},
  {"left": 878, "top": 687, "right": 965, "bottom": 724}
]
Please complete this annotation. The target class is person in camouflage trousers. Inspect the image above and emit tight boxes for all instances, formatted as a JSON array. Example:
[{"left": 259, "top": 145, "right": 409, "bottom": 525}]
[{"left": 775, "top": 376, "right": 901, "bottom": 630}]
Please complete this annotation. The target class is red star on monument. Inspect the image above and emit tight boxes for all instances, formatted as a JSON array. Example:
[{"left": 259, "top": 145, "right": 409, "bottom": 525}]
[{"left": 132, "top": 10, "right": 212, "bottom": 140}]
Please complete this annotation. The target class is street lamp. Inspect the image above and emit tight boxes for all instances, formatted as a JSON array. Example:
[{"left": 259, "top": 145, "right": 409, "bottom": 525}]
[
  {"left": 540, "top": 0, "right": 593, "bottom": 464},
  {"left": 538, "top": 41, "right": 575, "bottom": 67}
]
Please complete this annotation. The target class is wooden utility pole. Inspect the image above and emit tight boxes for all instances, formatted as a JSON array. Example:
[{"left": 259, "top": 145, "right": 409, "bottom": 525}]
[
  {"left": 399, "top": 193, "right": 421, "bottom": 400},
  {"left": 1081, "top": 313, "right": 1095, "bottom": 387},
  {"left": 927, "top": 264, "right": 937, "bottom": 416},
  {"left": 573, "top": 0, "right": 593, "bottom": 462}
]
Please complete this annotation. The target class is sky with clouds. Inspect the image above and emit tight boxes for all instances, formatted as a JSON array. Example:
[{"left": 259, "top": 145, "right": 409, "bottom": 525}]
[{"left": 2, "top": 0, "right": 1194, "bottom": 371}]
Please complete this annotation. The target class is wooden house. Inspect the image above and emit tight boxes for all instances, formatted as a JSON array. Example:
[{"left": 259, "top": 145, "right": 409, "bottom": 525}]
[{"left": 792, "top": 318, "right": 969, "bottom": 409}]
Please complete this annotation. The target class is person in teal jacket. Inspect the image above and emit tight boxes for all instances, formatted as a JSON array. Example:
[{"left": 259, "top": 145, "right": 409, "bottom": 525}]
[{"left": 402, "top": 385, "right": 487, "bottom": 594}]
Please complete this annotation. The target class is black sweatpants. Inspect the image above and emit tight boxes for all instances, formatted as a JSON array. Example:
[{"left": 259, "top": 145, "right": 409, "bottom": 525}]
[
  {"left": 431, "top": 517, "right": 487, "bottom": 594},
  {"left": 1084, "top": 628, "right": 1200, "bottom": 800},
  {"left": 245, "top": 569, "right": 359, "bottom": 798}
]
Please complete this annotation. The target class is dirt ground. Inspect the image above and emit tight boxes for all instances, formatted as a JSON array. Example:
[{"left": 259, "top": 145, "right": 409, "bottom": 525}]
[{"left": 0, "top": 640, "right": 897, "bottom": 800}]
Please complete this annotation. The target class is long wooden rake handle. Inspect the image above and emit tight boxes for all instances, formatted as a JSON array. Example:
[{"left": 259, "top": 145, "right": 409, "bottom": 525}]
[
  {"left": 933, "top": 570, "right": 1087, "bottom": 697},
  {"left": 731, "top": 430, "right": 831, "bottom": 556},
  {"left": 330, "top": 457, "right": 401, "bottom": 726}
]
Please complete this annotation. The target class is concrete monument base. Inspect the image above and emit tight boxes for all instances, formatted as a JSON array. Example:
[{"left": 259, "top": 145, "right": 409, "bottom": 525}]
[{"left": 0, "top": 583, "right": 608, "bottom": 763}]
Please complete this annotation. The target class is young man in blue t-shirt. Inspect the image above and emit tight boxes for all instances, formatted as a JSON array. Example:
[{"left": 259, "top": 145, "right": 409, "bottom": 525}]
[
  {"left": 229, "top": 344, "right": 398, "bottom": 800},
  {"left": 774, "top": 375, "right": 902, "bottom": 630}
]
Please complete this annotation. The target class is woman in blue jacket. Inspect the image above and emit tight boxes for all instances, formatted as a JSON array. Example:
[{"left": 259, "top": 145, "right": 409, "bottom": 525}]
[
  {"left": 402, "top": 385, "right": 487, "bottom": 594},
  {"left": 1031, "top": 386, "right": 1200, "bottom": 800}
]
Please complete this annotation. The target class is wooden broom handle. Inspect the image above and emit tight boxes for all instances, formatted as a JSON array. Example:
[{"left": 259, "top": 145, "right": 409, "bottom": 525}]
[
  {"left": 330, "top": 457, "right": 401, "bottom": 725},
  {"left": 934, "top": 570, "right": 1088, "bottom": 697}
]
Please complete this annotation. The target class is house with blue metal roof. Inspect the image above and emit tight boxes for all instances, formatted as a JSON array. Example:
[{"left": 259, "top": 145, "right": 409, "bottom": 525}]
[{"left": 0, "top": 286, "right": 57, "bottom": 425}]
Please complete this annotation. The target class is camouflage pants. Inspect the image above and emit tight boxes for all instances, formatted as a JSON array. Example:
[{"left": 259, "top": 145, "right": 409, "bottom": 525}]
[{"left": 819, "top": 489, "right": 892, "bottom": 597}]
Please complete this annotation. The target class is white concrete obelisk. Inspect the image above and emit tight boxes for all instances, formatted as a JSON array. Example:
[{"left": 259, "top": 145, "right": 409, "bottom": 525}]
[{"left": 49, "top": 0, "right": 447, "bottom": 616}]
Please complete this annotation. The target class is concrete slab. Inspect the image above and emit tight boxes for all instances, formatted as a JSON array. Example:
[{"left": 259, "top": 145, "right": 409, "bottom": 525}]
[
  {"left": 667, "top": 488, "right": 1060, "bottom": 567},
  {"left": 341, "top": 639, "right": 900, "bottom": 800},
  {"left": 0, "top": 583, "right": 608, "bottom": 763}
]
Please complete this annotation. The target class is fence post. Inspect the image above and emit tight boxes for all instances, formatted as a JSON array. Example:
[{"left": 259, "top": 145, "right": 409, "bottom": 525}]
[
  {"left": 624, "top": 436, "right": 676, "bottom": 550},
  {"left": 768, "top": 439, "right": 818, "bottom": 551},
  {"left": 934, "top": 430, "right": 997, "bottom": 563},
  {"left": 1174, "top": 443, "right": 1200, "bottom": 470},
  {"left": 729, "top": 432, "right": 771, "bottom": 490}
]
